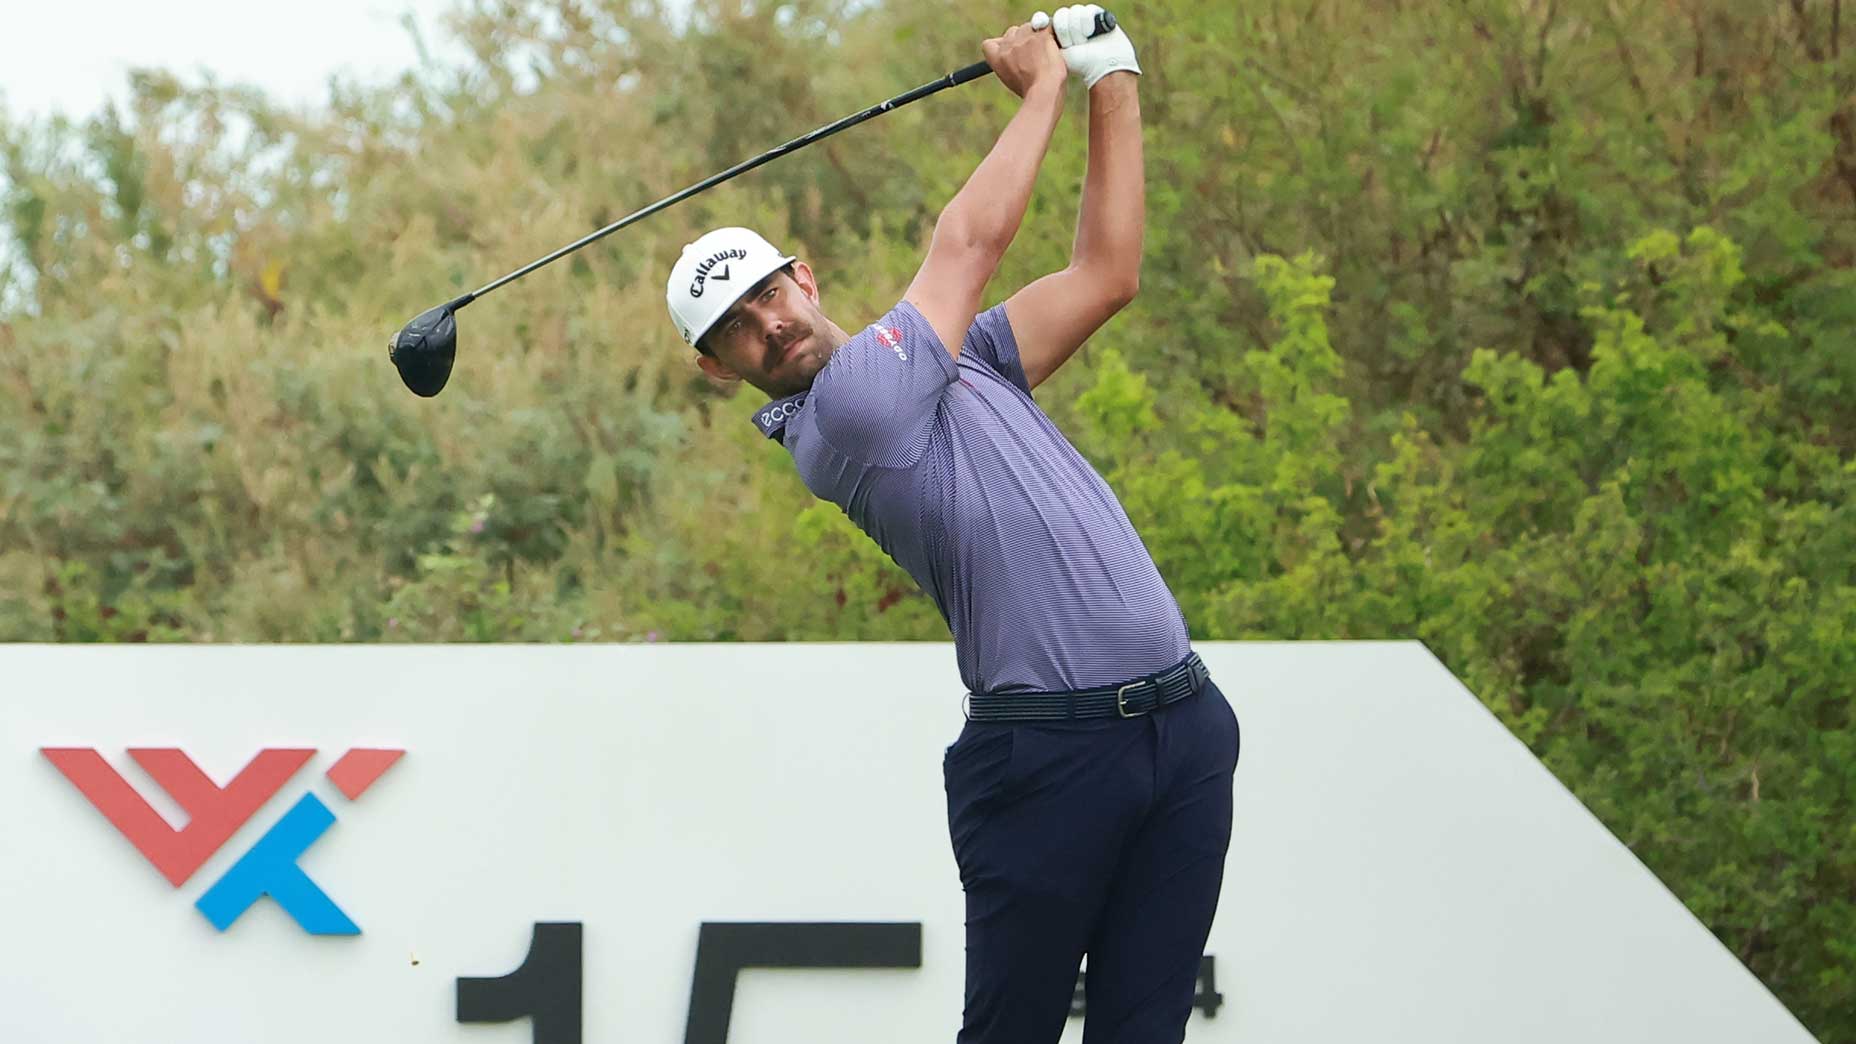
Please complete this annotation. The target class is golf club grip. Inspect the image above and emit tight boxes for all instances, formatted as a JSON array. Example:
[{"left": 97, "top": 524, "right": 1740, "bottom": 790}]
[{"left": 953, "top": 9, "right": 1117, "bottom": 87}]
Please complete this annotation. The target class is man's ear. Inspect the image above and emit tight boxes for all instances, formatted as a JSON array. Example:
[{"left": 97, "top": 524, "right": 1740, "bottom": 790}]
[
  {"left": 790, "top": 260, "right": 820, "bottom": 304},
  {"left": 696, "top": 352, "right": 740, "bottom": 383}
]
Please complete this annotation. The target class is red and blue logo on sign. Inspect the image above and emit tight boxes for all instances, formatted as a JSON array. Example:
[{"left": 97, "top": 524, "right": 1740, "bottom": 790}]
[{"left": 41, "top": 747, "right": 402, "bottom": 935}]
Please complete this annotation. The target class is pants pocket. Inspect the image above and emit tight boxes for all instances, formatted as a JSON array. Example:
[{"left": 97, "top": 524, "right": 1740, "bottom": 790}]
[
  {"left": 943, "top": 725, "right": 1016, "bottom": 807},
  {"left": 943, "top": 726, "right": 1019, "bottom": 885}
]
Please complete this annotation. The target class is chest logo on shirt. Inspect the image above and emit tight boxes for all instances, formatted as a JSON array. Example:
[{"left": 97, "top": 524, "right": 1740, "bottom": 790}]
[{"left": 875, "top": 324, "right": 907, "bottom": 362}]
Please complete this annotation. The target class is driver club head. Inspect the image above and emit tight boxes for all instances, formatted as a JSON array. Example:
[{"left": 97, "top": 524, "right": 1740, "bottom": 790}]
[{"left": 389, "top": 301, "right": 460, "bottom": 397}]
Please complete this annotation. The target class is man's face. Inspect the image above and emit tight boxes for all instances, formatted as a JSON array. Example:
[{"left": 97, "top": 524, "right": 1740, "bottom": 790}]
[{"left": 696, "top": 261, "right": 843, "bottom": 399}]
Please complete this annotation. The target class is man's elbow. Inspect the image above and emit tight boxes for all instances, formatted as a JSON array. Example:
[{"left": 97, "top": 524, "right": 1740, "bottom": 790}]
[
  {"left": 1080, "top": 264, "right": 1139, "bottom": 313},
  {"left": 935, "top": 211, "right": 1012, "bottom": 268},
  {"left": 1107, "top": 271, "right": 1140, "bottom": 311}
]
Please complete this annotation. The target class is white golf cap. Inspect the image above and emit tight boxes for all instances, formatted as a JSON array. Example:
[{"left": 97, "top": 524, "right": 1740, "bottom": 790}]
[{"left": 665, "top": 227, "right": 796, "bottom": 347}]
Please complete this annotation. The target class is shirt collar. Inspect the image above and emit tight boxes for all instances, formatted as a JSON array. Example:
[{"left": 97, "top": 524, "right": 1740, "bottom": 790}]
[{"left": 749, "top": 391, "right": 809, "bottom": 442}]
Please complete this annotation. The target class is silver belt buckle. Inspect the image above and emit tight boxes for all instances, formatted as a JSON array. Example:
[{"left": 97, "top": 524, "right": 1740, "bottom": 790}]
[{"left": 1116, "top": 682, "right": 1145, "bottom": 719}]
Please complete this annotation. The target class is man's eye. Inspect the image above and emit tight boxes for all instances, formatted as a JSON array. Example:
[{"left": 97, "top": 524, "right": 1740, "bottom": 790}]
[{"left": 763, "top": 286, "right": 777, "bottom": 300}]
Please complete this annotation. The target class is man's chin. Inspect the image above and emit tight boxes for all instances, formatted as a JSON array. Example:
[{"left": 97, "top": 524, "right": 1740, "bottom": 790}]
[
  {"left": 765, "top": 366, "right": 819, "bottom": 400},
  {"left": 790, "top": 356, "right": 827, "bottom": 390},
  {"left": 791, "top": 352, "right": 826, "bottom": 381}
]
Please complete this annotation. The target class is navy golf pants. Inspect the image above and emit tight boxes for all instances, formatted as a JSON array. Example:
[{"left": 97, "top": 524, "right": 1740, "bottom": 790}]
[{"left": 941, "top": 676, "right": 1240, "bottom": 1044}]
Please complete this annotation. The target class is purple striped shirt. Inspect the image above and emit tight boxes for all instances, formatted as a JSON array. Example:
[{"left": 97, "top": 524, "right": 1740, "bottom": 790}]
[{"left": 752, "top": 301, "right": 1190, "bottom": 695}]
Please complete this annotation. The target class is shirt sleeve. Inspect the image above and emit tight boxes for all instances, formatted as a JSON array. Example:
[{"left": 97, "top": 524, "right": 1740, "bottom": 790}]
[
  {"left": 810, "top": 300, "right": 958, "bottom": 468},
  {"left": 962, "top": 304, "right": 1032, "bottom": 396}
]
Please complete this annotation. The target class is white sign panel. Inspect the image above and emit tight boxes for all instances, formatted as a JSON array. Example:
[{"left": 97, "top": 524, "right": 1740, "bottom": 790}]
[{"left": 0, "top": 642, "right": 1817, "bottom": 1042}]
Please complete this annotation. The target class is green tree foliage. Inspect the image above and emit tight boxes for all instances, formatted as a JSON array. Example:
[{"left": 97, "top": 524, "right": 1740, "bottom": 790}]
[{"left": 0, "top": 0, "right": 1850, "bottom": 1033}]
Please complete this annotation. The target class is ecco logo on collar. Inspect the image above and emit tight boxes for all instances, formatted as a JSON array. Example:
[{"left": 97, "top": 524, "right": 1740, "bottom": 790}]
[{"left": 759, "top": 395, "right": 807, "bottom": 431}]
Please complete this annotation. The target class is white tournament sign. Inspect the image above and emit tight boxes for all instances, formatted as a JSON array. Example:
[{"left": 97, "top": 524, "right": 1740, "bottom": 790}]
[{"left": 1, "top": 642, "right": 1816, "bottom": 1042}]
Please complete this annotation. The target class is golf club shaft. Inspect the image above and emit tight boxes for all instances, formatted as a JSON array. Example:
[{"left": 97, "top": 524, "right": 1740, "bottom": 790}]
[{"left": 451, "top": 60, "right": 996, "bottom": 310}]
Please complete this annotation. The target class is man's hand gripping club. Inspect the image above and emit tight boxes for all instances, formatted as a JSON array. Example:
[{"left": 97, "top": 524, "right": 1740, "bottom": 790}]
[{"left": 1033, "top": 5, "right": 1141, "bottom": 88}]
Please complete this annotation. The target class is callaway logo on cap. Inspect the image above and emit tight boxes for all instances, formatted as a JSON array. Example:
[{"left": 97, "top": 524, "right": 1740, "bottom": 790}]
[{"left": 666, "top": 228, "right": 796, "bottom": 347}]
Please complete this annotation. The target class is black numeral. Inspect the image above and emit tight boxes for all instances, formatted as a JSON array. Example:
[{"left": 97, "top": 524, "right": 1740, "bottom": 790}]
[
  {"left": 682, "top": 922, "right": 922, "bottom": 1044},
  {"left": 457, "top": 922, "right": 583, "bottom": 1044}
]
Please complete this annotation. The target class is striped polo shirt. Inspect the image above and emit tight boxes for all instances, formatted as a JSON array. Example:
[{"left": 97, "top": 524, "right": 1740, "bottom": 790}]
[{"left": 752, "top": 300, "right": 1190, "bottom": 696}]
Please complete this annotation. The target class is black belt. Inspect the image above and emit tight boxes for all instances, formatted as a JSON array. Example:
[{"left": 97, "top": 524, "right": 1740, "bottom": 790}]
[{"left": 965, "top": 653, "right": 1210, "bottom": 723}]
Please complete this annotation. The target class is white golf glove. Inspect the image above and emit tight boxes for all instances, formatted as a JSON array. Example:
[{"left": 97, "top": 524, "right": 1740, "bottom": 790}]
[{"left": 1032, "top": 5, "right": 1141, "bottom": 89}]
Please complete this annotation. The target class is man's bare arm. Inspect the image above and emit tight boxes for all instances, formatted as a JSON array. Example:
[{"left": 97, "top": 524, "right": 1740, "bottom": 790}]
[
  {"left": 905, "top": 23, "right": 1068, "bottom": 359},
  {"left": 1005, "top": 68, "right": 1144, "bottom": 390}
]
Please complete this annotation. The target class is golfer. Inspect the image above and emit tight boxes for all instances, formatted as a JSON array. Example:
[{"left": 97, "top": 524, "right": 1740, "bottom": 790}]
[{"left": 665, "top": 8, "right": 1238, "bottom": 1041}]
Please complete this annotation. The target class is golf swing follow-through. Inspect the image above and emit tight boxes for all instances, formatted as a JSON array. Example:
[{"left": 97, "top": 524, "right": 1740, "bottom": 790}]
[
  {"left": 387, "top": 8, "right": 1118, "bottom": 397},
  {"left": 397, "top": 7, "right": 1239, "bottom": 1042}
]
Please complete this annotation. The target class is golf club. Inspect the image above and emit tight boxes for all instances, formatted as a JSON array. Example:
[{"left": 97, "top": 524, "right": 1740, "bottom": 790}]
[{"left": 388, "top": 10, "right": 1117, "bottom": 397}]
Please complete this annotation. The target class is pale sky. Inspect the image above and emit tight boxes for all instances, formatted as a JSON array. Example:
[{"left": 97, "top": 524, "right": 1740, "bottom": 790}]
[{"left": 0, "top": 0, "right": 470, "bottom": 123}]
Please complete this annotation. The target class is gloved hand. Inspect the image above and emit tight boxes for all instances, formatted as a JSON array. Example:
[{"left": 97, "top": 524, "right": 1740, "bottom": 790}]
[{"left": 1032, "top": 5, "right": 1141, "bottom": 89}]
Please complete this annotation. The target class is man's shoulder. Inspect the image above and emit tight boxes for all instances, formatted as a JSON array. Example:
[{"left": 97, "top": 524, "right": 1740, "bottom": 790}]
[
  {"left": 816, "top": 299, "right": 1000, "bottom": 364},
  {"left": 814, "top": 301, "right": 945, "bottom": 378}
]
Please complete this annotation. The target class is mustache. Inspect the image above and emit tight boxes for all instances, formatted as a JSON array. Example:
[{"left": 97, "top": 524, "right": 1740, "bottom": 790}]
[{"left": 771, "top": 323, "right": 813, "bottom": 355}]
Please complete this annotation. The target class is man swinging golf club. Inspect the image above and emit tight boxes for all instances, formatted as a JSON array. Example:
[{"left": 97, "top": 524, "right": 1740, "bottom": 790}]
[{"left": 666, "top": 8, "right": 1239, "bottom": 1042}]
